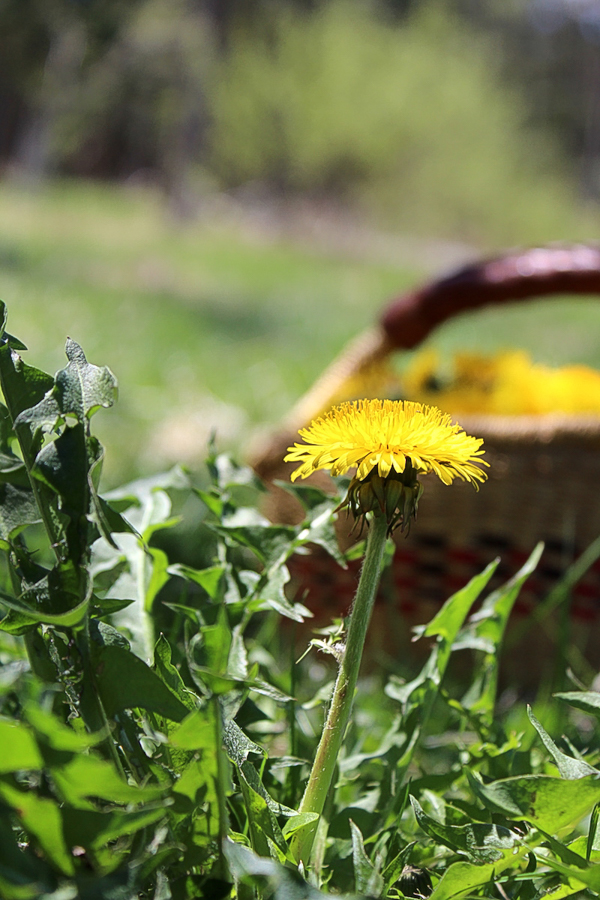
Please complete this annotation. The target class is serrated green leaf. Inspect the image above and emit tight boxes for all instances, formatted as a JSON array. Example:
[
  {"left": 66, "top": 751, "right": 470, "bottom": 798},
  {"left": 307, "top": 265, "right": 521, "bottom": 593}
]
[
  {"left": 54, "top": 338, "right": 117, "bottom": 420},
  {"left": 92, "top": 644, "right": 189, "bottom": 720},
  {"left": 61, "top": 805, "right": 167, "bottom": 853},
  {"left": 388, "top": 562, "right": 499, "bottom": 711},
  {"left": 467, "top": 771, "right": 600, "bottom": 832},
  {"left": 298, "top": 502, "right": 346, "bottom": 569},
  {"left": 170, "top": 706, "right": 218, "bottom": 751},
  {"left": 0, "top": 813, "right": 52, "bottom": 899},
  {"left": 386, "top": 560, "right": 498, "bottom": 783},
  {"left": 0, "top": 608, "right": 38, "bottom": 634},
  {"left": 153, "top": 634, "right": 197, "bottom": 712},
  {"left": 0, "top": 403, "right": 27, "bottom": 482},
  {"left": 170, "top": 704, "right": 222, "bottom": 843},
  {"left": 0, "top": 482, "right": 40, "bottom": 548},
  {"left": 554, "top": 691, "right": 600, "bottom": 717},
  {"left": 240, "top": 761, "right": 296, "bottom": 818},
  {"left": 227, "top": 623, "right": 248, "bottom": 681},
  {"left": 421, "top": 558, "right": 500, "bottom": 643},
  {"left": 382, "top": 841, "right": 416, "bottom": 892},
  {"left": 13, "top": 392, "right": 61, "bottom": 438},
  {"left": 249, "top": 681, "right": 293, "bottom": 703},
  {"left": 31, "top": 424, "right": 91, "bottom": 511},
  {"left": 0, "top": 717, "right": 44, "bottom": 772},
  {"left": 0, "top": 591, "right": 90, "bottom": 627},
  {"left": 0, "top": 341, "right": 54, "bottom": 424},
  {"left": 528, "top": 706, "right": 598, "bottom": 779},
  {"left": 91, "top": 495, "right": 137, "bottom": 546},
  {"left": 457, "top": 544, "right": 543, "bottom": 723},
  {"left": 281, "top": 812, "right": 319, "bottom": 839},
  {"left": 0, "top": 560, "right": 92, "bottom": 626},
  {"left": 24, "top": 702, "right": 103, "bottom": 752},
  {"left": 429, "top": 859, "right": 510, "bottom": 900},
  {"left": 51, "top": 753, "right": 164, "bottom": 807},
  {"left": 257, "top": 564, "right": 310, "bottom": 622},
  {"left": 223, "top": 718, "right": 265, "bottom": 767},
  {"left": 0, "top": 779, "right": 75, "bottom": 876},
  {"left": 215, "top": 523, "right": 297, "bottom": 569},
  {"left": 350, "top": 819, "right": 384, "bottom": 898},
  {"left": 538, "top": 855, "right": 600, "bottom": 893},
  {"left": 0, "top": 301, "right": 26, "bottom": 349},
  {"left": 273, "top": 480, "right": 332, "bottom": 512},
  {"left": 238, "top": 764, "right": 289, "bottom": 860},
  {"left": 410, "top": 796, "right": 516, "bottom": 863},
  {"left": 169, "top": 563, "right": 225, "bottom": 599}
]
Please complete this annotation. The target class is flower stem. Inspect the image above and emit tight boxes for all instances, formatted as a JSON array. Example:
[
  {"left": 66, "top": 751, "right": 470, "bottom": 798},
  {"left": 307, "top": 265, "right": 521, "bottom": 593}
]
[{"left": 290, "top": 512, "right": 388, "bottom": 865}]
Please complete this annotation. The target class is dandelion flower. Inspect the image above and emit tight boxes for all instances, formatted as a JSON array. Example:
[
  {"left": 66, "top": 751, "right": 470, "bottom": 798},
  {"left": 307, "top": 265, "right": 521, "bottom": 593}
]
[{"left": 285, "top": 398, "right": 487, "bottom": 533}]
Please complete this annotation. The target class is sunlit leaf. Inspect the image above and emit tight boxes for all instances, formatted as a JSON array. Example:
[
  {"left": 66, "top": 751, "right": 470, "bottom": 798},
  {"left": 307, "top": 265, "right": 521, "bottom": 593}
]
[
  {"left": 528, "top": 706, "right": 598, "bottom": 779},
  {"left": 554, "top": 691, "right": 600, "bottom": 717},
  {"left": 54, "top": 338, "right": 117, "bottom": 420},
  {"left": 169, "top": 563, "right": 225, "bottom": 599},
  {"left": 0, "top": 779, "right": 75, "bottom": 876},
  {"left": 54, "top": 754, "right": 164, "bottom": 807},
  {"left": 467, "top": 770, "right": 600, "bottom": 833},
  {"left": 0, "top": 717, "right": 43, "bottom": 772},
  {"left": 350, "top": 819, "right": 384, "bottom": 897},
  {"left": 411, "top": 796, "right": 516, "bottom": 864},
  {"left": 457, "top": 544, "right": 543, "bottom": 722}
]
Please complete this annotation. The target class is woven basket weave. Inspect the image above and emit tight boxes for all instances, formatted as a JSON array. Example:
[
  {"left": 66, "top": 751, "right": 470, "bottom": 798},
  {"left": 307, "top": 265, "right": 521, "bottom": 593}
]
[{"left": 253, "top": 245, "right": 600, "bottom": 671}]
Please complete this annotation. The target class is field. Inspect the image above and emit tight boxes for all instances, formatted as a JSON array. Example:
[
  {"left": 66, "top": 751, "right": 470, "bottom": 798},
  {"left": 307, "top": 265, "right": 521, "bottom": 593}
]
[
  {"left": 2, "top": 179, "right": 600, "bottom": 484},
  {"left": 3, "top": 179, "right": 600, "bottom": 898}
]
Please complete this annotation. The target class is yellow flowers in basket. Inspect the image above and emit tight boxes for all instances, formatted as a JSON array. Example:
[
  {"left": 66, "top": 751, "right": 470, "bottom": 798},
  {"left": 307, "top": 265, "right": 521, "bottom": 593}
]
[{"left": 402, "top": 349, "right": 600, "bottom": 417}]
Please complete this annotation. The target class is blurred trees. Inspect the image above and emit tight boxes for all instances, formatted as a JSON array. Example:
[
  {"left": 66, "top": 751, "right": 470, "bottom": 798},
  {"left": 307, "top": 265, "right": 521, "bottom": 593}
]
[
  {"left": 209, "top": 1, "right": 582, "bottom": 243},
  {"left": 0, "top": 0, "right": 212, "bottom": 215},
  {"left": 1, "top": 0, "right": 599, "bottom": 236}
]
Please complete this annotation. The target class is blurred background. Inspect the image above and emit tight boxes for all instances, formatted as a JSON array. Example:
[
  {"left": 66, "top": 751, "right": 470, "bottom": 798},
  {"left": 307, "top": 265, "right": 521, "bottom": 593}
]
[{"left": 3, "top": 0, "right": 600, "bottom": 483}]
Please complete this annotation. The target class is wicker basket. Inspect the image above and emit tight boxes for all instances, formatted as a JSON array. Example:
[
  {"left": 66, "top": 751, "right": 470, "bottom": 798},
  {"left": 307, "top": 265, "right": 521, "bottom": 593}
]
[{"left": 253, "top": 245, "right": 600, "bottom": 674}]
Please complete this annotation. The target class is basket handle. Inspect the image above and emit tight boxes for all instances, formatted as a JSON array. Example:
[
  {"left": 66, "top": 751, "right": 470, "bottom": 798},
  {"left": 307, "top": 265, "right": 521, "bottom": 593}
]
[
  {"left": 381, "top": 244, "right": 600, "bottom": 349},
  {"left": 252, "top": 243, "right": 600, "bottom": 479}
]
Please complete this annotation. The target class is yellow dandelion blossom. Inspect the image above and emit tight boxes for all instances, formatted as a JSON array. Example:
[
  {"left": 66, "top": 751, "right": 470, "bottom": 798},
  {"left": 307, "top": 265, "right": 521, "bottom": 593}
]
[
  {"left": 285, "top": 399, "right": 487, "bottom": 534},
  {"left": 285, "top": 398, "right": 488, "bottom": 487}
]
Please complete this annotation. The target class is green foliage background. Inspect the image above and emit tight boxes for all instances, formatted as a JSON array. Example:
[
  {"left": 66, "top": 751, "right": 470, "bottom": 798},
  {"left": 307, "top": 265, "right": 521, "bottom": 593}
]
[
  {"left": 209, "top": 2, "right": 584, "bottom": 244},
  {"left": 1, "top": 314, "right": 600, "bottom": 899},
  {"left": 2, "top": 180, "right": 600, "bottom": 485},
  {"left": 2, "top": 0, "right": 599, "bottom": 245}
]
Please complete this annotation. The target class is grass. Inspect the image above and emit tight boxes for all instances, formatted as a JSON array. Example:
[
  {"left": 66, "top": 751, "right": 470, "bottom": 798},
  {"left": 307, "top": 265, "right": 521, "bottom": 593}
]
[
  {"left": 1, "top": 178, "right": 600, "bottom": 482},
  {"left": 2, "top": 180, "right": 600, "bottom": 900}
]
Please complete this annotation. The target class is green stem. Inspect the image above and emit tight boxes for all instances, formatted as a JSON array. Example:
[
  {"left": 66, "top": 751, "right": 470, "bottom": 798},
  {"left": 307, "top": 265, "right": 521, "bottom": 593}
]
[
  {"left": 76, "top": 621, "right": 126, "bottom": 777},
  {"left": 213, "top": 695, "right": 231, "bottom": 881},
  {"left": 290, "top": 513, "right": 388, "bottom": 865}
]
